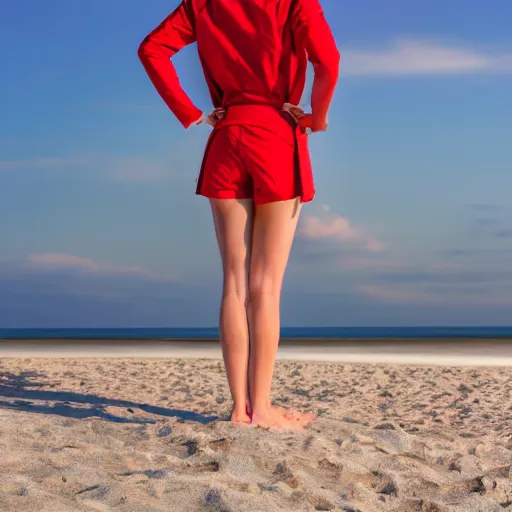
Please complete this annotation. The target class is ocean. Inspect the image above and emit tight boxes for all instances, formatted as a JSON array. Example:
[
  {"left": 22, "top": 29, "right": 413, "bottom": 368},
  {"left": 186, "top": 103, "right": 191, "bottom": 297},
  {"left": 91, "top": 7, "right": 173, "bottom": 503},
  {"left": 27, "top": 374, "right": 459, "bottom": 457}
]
[{"left": 1, "top": 327, "right": 511, "bottom": 340}]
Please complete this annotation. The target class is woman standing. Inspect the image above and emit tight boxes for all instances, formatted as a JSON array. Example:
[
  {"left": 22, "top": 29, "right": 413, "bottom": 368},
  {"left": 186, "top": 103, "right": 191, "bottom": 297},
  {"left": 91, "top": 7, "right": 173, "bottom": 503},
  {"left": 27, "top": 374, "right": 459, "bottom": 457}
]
[{"left": 139, "top": 0, "right": 340, "bottom": 429}]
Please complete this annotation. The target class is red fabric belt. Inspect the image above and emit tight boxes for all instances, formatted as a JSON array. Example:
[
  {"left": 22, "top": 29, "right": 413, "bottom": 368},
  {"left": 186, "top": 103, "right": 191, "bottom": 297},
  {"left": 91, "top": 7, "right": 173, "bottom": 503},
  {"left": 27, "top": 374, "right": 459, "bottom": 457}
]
[{"left": 215, "top": 104, "right": 295, "bottom": 133}]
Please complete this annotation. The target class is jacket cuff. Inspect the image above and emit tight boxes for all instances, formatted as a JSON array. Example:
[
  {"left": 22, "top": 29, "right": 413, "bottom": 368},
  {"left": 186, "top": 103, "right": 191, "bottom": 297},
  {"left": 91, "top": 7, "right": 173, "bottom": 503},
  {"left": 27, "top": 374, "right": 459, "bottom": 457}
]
[
  {"left": 186, "top": 112, "right": 204, "bottom": 128},
  {"left": 181, "top": 107, "right": 204, "bottom": 129}
]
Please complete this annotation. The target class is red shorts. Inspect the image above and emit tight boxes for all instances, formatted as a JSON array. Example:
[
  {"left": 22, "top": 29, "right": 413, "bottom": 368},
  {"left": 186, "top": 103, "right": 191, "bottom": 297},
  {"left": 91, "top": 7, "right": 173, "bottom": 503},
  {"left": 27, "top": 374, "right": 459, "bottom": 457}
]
[{"left": 196, "top": 105, "right": 315, "bottom": 205}]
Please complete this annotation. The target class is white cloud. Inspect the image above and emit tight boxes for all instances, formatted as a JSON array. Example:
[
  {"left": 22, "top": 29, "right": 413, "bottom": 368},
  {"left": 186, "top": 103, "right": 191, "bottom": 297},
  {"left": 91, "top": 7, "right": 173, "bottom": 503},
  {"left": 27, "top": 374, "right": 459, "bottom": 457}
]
[
  {"left": 300, "top": 213, "right": 384, "bottom": 253},
  {"left": 29, "top": 253, "right": 99, "bottom": 271},
  {"left": 341, "top": 39, "right": 512, "bottom": 76},
  {"left": 28, "top": 253, "right": 177, "bottom": 282}
]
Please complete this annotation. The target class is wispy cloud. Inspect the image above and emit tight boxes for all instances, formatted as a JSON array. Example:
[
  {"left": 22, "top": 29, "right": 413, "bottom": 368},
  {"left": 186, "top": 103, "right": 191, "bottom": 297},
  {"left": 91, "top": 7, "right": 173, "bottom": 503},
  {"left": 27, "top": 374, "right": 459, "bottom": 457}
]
[
  {"left": 29, "top": 253, "right": 99, "bottom": 271},
  {"left": 300, "top": 210, "right": 384, "bottom": 253},
  {"left": 467, "top": 204, "right": 503, "bottom": 212},
  {"left": 0, "top": 154, "right": 173, "bottom": 182},
  {"left": 355, "top": 258, "right": 512, "bottom": 307},
  {"left": 0, "top": 257, "right": 196, "bottom": 327},
  {"left": 464, "top": 204, "right": 512, "bottom": 240},
  {"left": 0, "top": 157, "right": 90, "bottom": 171},
  {"left": 369, "top": 268, "right": 512, "bottom": 285},
  {"left": 342, "top": 39, "right": 512, "bottom": 76},
  {"left": 28, "top": 253, "right": 177, "bottom": 282},
  {"left": 338, "top": 257, "right": 400, "bottom": 270},
  {"left": 92, "top": 102, "right": 159, "bottom": 112},
  {"left": 104, "top": 156, "right": 169, "bottom": 182},
  {"left": 357, "top": 282, "right": 512, "bottom": 307},
  {"left": 357, "top": 283, "right": 439, "bottom": 304}
]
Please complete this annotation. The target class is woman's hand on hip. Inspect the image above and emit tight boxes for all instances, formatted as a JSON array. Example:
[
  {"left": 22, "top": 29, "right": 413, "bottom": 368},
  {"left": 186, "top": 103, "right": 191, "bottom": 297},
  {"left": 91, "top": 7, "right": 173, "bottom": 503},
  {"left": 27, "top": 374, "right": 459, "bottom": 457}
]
[
  {"left": 282, "top": 103, "right": 327, "bottom": 133},
  {"left": 299, "top": 114, "right": 328, "bottom": 133},
  {"left": 205, "top": 108, "right": 225, "bottom": 127}
]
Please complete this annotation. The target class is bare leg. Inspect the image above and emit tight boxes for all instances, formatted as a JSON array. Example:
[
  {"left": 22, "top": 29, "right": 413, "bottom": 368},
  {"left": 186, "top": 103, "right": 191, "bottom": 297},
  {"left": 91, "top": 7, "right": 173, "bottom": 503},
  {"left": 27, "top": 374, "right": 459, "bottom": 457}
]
[
  {"left": 248, "top": 198, "right": 315, "bottom": 429},
  {"left": 210, "top": 199, "right": 253, "bottom": 423}
]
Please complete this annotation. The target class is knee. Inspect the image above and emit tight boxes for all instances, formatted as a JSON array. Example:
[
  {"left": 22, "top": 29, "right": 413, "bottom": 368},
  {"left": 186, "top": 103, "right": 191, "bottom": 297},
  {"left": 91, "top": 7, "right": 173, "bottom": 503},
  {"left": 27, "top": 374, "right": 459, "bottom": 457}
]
[
  {"left": 222, "top": 254, "right": 249, "bottom": 305},
  {"left": 248, "top": 275, "right": 281, "bottom": 302},
  {"left": 222, "top": 284, "right": 248, "bottom": 308}
]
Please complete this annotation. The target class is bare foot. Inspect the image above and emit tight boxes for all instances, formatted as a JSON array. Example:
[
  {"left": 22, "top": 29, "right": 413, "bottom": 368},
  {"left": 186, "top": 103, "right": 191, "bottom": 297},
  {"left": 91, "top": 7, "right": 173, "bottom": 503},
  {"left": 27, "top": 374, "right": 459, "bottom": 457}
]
[
  {"left": 272, "top": 405, "right": 317, "bottom": 427},
  {"left": 250, "top": 409, "right": 304, "bottom": 430},
  {"left": 231, "top": 408, "right": 251, "bottom": 424},
  {"left": 246, "top": 401, "right": 316, "bottom": 427}
]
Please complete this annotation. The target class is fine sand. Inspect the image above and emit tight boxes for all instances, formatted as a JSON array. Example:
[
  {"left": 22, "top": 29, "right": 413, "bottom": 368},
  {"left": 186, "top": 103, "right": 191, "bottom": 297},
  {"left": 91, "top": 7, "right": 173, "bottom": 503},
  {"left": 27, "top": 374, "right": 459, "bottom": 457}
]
[{"left": 1, "top": 357, "right": 512, "bottom": 511}]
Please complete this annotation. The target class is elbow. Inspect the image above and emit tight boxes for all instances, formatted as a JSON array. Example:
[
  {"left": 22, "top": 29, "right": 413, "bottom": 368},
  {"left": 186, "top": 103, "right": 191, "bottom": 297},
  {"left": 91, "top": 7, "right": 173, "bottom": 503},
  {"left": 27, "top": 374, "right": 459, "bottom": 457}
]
[
  {"left": 314, "top": 60, "right": 339, "bottom": 85},
  {"left": 327, "top": 45, "right": 341, "bottom": 75},
  {"left": 312, "top": 47, "right": 341, "bottom": 84},
  {"left": 137, "top": 36, "right": 151, "bottom": 63},
  {"left": 138, "top": 34, "right": 170, "bottom": 66},
  {"left": 334, "top": 47, "right": 341, "bottom": 69},
  {"left": 329, "top": 47, "right": 341, "bottom": 79},
  {"left": 334, "top": 51, "right": 341, "bottom": 82}
]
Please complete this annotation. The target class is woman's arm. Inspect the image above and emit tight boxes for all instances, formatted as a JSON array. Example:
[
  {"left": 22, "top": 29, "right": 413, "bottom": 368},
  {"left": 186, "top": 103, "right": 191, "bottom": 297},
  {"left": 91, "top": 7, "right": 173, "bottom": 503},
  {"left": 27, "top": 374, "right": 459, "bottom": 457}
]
[
  {"left": 293, "top": 0, "right": 340, "bottom": 132},
  {"left": 138, "top": 1, "right": 203, "bottom": 128}
]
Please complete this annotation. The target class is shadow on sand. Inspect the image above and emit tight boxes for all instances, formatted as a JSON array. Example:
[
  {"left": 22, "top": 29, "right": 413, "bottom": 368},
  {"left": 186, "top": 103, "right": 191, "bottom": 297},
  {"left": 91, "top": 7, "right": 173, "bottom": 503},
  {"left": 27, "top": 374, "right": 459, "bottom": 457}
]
[{"left": 0, "top": 370, "right": 218, "bottom": 425}]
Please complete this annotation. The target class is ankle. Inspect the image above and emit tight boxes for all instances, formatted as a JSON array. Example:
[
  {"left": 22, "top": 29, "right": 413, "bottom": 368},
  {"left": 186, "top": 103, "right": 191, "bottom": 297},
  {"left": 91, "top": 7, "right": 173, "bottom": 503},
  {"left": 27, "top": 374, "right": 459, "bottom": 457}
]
[
  {"left": 232, "top": 401, "right": 248, "bottom": 414},
  {"left": 250, "top": 404, "right": 270, "bottom": 416}
]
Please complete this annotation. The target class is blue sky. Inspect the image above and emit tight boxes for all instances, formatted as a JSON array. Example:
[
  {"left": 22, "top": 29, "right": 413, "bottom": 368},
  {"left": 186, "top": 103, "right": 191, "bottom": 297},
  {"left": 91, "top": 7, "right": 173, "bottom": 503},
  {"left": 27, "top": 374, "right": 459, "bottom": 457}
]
[{"left": 1, "top": 0, "right": 511, "bottom": 328}]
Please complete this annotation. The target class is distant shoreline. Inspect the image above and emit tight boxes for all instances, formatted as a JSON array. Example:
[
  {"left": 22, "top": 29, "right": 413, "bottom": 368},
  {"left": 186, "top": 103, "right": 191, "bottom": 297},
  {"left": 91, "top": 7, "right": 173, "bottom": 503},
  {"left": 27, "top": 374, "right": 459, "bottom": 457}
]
[
  {"left": 1, "top": 336, "right": 512, "bottom": 344},
  {"left": 2, "top": 326, "right": 512, "bottom": 343}
]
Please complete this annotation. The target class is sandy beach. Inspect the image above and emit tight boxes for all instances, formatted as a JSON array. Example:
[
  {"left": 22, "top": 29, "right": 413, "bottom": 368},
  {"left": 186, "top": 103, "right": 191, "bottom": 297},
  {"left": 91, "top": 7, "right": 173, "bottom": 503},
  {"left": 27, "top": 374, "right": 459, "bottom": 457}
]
[{"left": 1, "top": 354, "right": 512, "bottom": 511}]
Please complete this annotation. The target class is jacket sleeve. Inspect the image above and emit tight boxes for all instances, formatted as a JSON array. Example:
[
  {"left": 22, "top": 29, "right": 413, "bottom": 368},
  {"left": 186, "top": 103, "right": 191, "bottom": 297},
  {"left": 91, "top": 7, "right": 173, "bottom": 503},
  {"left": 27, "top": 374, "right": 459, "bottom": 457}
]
[
  {"left": 293, "top": 0, "right": 340, "bottom": 131},
  {"left": 138, "top": 1, "right": 203, "bottom": 128}
]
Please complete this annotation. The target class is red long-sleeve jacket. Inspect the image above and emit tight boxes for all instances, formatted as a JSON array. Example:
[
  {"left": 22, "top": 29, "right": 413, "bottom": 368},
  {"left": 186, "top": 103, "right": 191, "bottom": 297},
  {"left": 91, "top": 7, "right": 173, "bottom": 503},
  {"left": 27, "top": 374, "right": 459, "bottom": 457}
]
[{"left": 138, "top": 0, "right": 340, "bottom": 130}]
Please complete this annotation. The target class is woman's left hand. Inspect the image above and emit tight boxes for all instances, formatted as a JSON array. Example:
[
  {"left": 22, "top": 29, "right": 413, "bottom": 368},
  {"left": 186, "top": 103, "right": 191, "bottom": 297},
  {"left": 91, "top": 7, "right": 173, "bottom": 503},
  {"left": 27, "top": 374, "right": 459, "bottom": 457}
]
[
  {"left": 192, "top": 108, "right": 225, "bottom": 128},
  {"left": 205, "top": 108, "right": 225, "bottom": 127}
]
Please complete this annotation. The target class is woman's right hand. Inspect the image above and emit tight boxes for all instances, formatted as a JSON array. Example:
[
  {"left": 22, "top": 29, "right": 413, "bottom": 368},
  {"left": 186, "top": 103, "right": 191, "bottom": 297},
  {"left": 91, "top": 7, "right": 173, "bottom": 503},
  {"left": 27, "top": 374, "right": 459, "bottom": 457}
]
[
  {"left": 298, "top": 114, "right": 327, "bottom": 132},
  {"left": 282, "top": 104, "right": 327, "bottom": 133}
]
